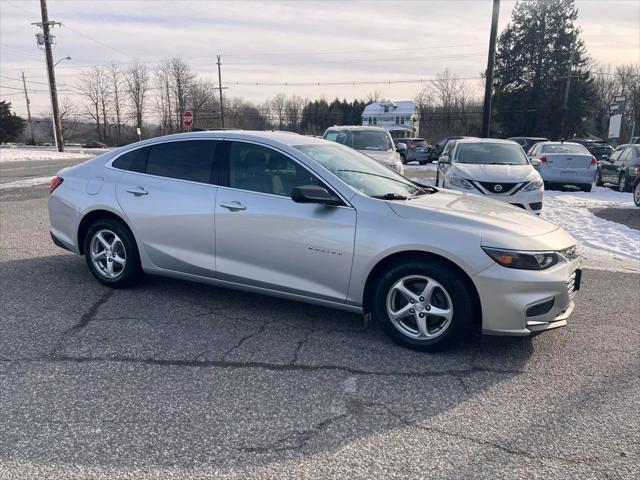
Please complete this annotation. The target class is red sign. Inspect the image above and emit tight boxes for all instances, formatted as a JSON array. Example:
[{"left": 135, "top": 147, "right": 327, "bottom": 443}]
[{"left": 183, "top": 111, "right": 193, "bottom": 127}]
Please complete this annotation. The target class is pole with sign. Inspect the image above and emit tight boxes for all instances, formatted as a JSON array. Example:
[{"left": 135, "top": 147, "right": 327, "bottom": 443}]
[{"left": 183, "top": 111, "right": 193, "bottom": 129}]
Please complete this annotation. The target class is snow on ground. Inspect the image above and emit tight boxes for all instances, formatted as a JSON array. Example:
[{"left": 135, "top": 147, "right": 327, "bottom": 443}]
[
  {"left": 404, "top": 162, "right": 438, "bottom": 172},
  {"left": 0, "top": 176, "right": 53, "bottom": 190},
  {"left": 542, "top": 187, "right": 640, "bottom": 273},
  {"left": 0, "top": 148, "right": 93, "bottom": 162}
]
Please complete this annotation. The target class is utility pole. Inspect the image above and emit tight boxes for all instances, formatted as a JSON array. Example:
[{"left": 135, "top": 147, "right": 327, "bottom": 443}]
[
  {"left": 217, "top": 55, "right": 225, "bottom": 128},
  {"left": 21, "top": 72, "right": 36, "bottom": 145},
  {"left": 33, "top": 0, "right": 64, "bottom": 151},
  {"left": 481, "top": 0, "right": 500, "bottom": 138},
  {"left": 561, "top": 39, "right": 576, "bottom": 137}
]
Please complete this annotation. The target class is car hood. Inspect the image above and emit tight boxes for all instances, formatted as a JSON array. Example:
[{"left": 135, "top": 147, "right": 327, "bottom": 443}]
[
  {"left": 451, "top": 163, "right": 538, "bottom": 182},
  {"left": 358, "top": 150, "right": 399, "bottom": 165},
  {"left": 387, "top": 189, "right": 558, "bottom": 238}
]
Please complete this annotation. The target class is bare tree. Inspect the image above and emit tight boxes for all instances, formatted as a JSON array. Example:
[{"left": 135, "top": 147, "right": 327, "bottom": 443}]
[
  {"left": 285, "top": 95, "right": 305, "bottom": 132},
  {"left": 126, "top": 60, "right": 149, "bottom": 134},
  {"left": 270, "top": 93, "right": 287, "bottom": 129},
  {"left": 169, "top": 57, "right": 194, "bottom": 131},
  {"left": 108, "top": 63, "right": 125, "bottom": 144},
  {"left": 154, "top": 60, "right": 173, "bottom": 135},
  {"left": 58, "top": 96, "right": 78, "bottom": 141},
  {"left": 188, "top": 79, "right": 216, "bottom": 128},
  {"left": 78, "top": 68, "right": 102, "bottom": 141}
]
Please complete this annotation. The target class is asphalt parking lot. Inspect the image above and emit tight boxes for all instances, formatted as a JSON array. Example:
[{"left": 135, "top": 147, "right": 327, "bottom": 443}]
[{"left": 1, "top": 157, "right": 639, "bottom": 479}]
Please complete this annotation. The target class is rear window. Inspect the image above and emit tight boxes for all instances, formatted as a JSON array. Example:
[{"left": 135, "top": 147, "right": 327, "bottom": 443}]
[
  {"left": 540, "top": 143, "right": 589, "bottom": 155},
  {"left": 456, "top": 143, "right": 528, "bottom": 165},
  {"left": 112, "top": 146, "right": 149, "bottom": 173},
  {"left": 146, "top": 140, "right": 216, "bottom": 183}
]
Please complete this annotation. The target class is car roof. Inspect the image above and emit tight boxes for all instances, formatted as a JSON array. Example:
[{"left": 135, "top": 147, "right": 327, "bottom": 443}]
[
  {"left": 508, "top": 136, "right": 548, "bottom": 140},
  {"left": 455, "top": 138, "right": 516, "bottom": 145},
  {"left": 120, "top": 130, "right": 328, "bottom": 148},
  {"left": 325, "top": 125, "right": 388, "bottom": 131}
]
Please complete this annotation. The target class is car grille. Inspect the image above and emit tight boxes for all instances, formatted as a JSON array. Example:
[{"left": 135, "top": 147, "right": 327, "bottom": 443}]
[
  {"left": 567, "top": 271, "right": 577, "bottom": 300},
  {"left": 529, "top": 202, "right": 542, "bottom": 210},
  {"left": 477, "top": 181, "right": 519, "bottom": 194}
]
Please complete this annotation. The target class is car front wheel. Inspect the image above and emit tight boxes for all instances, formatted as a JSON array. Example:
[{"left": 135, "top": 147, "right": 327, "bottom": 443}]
[
  {"left": 84, "top": 218, "right": 143, "bottom": 288},
  {"left": 634, "top": 182, "right": 640, "bottom": 207},
  {"left": 619, "top": 175, "right": 630, "bottom": 192},
  {"left": 373, "top": 260, "right": 475, "bottom": 351}
]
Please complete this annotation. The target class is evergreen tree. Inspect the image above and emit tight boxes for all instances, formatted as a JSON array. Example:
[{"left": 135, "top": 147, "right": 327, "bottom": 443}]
[
  {"left": 0, "top": 101, "right": 26, "bottom": 144},
  {"left": 493, "top": 0, "right": 594, "bottom": 138}
]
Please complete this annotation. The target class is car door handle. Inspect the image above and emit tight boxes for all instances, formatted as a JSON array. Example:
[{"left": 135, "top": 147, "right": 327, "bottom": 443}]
[
  {"left": 126, "top": 187, "right": 148, "bottom": 196},
  {"left": 219, "top": 201, "right": 246, "bottom": 211}
]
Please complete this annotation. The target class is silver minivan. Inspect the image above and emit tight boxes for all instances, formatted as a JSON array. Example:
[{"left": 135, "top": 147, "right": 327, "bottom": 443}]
[{"left": 323, "top": 126, "right": 404, "bottom": 174}]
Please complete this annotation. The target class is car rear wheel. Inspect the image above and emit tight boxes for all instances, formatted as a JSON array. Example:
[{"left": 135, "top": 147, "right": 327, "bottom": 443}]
[
  {"left": 373, "top": 260, "right": 474, "bottom": 351},
  {"left": 634, "top": 182, "right": 640, "bottom": 207},
  {"left": 84, "top": 218, "right": 143, "bottom": 288},
  {"left": 595, "top": 173, "right": 604, "bottom": 187},
  {"left": 619, "top": 175, "right": 630, "bottom": 192}
]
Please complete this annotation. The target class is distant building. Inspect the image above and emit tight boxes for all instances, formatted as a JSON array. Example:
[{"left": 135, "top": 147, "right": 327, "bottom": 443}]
[{"left": 362, "top": 100, "right": 419, "bottom": 138}]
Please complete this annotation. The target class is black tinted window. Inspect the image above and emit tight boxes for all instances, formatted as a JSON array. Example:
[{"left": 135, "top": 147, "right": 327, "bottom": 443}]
[
  {"left": 146, "top": 141, "right": 216, "bottom": 183},
  {"left": 229, "top": 142, "right": 321, "bottom": 196},
  {"left": 112, "top": 147, "right": 149, "bottom": 173}
]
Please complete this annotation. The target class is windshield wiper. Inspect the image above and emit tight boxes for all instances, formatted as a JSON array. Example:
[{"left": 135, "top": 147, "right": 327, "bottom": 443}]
[
  {"left": 370, "top": 193, "right": 409, "bottom": 200},
  {"left": 338, "top": 169, "right": 413, "bottom": 187}
]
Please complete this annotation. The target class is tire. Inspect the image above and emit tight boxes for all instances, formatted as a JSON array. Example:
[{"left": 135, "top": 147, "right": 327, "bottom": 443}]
[
  {"left": 595, "top": 174, "right": 603, "bottom": 187},
  {"left": 580, "top": 183, "right": 592, "bottom": 192},
  {"left": 619, "top": 174, "right": 631, "bottom": 193},
  {"left": 419, "top": 160, "right": 427, "bottom": 165},
  {"left": 83, "top": 218, "right": 143, "bottom": 288},
  {"left": 372, "top": 260, "right": 475, "bottom": 352},
  {"left": 634, "top": 182, "right": 640, "bottom": 207}
]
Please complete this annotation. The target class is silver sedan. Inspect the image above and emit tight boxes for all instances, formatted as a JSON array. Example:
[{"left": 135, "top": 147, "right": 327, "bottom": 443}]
[{"left": 48, "top": 131, "right": 582, "bottom": 351}]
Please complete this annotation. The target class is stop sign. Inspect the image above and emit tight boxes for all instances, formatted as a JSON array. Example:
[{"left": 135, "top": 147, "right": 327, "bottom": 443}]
[{"left": 183, "top": 111, "right": 193, "bottom": 127}]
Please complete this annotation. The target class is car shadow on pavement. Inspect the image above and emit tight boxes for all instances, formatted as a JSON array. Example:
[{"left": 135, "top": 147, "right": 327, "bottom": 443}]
[{"left": 1, "top": 254, "right": 536, "bottom": 473}]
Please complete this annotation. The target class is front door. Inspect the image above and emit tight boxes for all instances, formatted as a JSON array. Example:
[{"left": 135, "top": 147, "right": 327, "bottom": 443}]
[
  {"left": 115, "top": 139, "right": 219, "bottom": 278},
  {"left": 215, "top": 141, "right": 357, "bottom": 303}
]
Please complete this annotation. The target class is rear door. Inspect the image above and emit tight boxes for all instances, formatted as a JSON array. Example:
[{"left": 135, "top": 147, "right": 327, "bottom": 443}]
[
  {"left": 214, "top": 140, "right": 356, "bottom": 303},
  {"left": 115, "top": 139, "right": 219, "bottom": 278},
  {"left": 600, "top": 150, "right": 622, "bottom": 182}
]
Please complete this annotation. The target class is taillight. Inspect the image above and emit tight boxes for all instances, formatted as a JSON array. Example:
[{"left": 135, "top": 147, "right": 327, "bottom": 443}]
[
  {"left": 591, "top": 156, "right": 597, "bottom": 166},
  {"left": 50, "top": 176, "right": 63, "bottom": 193},
  {"left": 539, "top": 156, "right": 547, "bottom": 163}
]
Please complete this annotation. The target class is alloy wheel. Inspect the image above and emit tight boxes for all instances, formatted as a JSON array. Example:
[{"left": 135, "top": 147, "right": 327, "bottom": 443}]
[
  {"left": 385, "top": 275, "right": 454, "bottom": 340},
  {"left": 619, "top": 176, "right": 626, "bottom": 192},
  {"left": 90, "top": 229, "right": 127, "bottom": 279},
  {"left": 634, "top": 183, "right": 640, "bottom": 206}
]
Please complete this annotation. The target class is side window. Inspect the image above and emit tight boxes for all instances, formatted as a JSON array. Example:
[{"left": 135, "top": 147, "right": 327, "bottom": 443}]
[
  {"left": 112, "top": 146, "right": 149, "bottom": 173},
  {"left": 324, "top": 132, "right": 339, "bottom": 142},
  {"left": 617, "top": 149, "right": 630, "bottom": 165},
  {"left": 228, "top": 142, "right": 322, "bottom": 197},
  {"left": 146, "top": 140, "right": 216, "bottom": 183}
]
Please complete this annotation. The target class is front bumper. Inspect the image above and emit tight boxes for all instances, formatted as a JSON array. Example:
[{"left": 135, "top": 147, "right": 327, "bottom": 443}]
[
  {"left": 446, "top": 183, "right": 544, "bottom": 214},
  {"left": 474, "top": 257, "right": 582, "bottom": 336}
]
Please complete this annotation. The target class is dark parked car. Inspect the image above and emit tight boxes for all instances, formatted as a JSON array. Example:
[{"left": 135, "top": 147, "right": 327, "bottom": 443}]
[
  {"left": 597, "top": 145, "right": 640, "bottom": 192},
  {"left": 428, "top": 136, "right": 469, "bottom": 162},
  {"left": 508, "top": 137, "right": 549, "bottom": 153},
  {"left": 82, "top": 141, "right": 108, "bottom": 149},
  {"left": 393, "top": 137, "right": 431, "bottom": 164},
  {"left": 571, "top": 139, "right": 614, "bottom": 161}
]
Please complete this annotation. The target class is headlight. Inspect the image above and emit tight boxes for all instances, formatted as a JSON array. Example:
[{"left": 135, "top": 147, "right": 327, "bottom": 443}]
[
  {"left": 482, "top": 247, "right": 558, "bottom": 270},
  {"left": 448, "top": 174, "right": 474, "bottom": 189},
  {"left": 523, "top": 179, "right": 544, "bottom": 191}
]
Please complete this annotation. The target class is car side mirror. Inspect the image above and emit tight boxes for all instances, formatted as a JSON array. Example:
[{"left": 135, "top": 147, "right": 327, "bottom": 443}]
[
  {"left": 291, "top": 185, "right": 341, "bottom": 206},
  {"left": 530, "top": 158, "right": 542, "bottom": 166},
  {"left": 395, "top": 142, "right": 407, "bottom": 152},
  {"left": 439, "top": 155, "right": 450, "bottom": 164}
]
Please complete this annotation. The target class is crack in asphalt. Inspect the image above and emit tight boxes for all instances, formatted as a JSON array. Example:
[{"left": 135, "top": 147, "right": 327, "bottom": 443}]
[
  {"left": 221, "top": 320, "right": 273, "bottom": 360},
  {"left": 49, "top": 289, "right": 114, "bottom": 356}
]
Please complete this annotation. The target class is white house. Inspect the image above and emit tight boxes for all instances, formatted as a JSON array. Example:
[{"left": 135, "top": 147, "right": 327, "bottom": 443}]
[{"left": 362, "top": 100, "right": 419, "bottom": 138}]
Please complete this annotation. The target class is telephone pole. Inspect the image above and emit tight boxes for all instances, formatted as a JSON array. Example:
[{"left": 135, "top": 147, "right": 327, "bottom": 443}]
[
  {"left": 561, "top": 39, "right": 576, "bottom": 137},
  {"left": 481, "top": 0, "right": 500, "bottom": 138},
  {"left": 217, "top": 55, "right": 225, "bottom": 128},
  {"left": 21, "top": 72, "right": 36, "bottom": 145},
  {"left": 34, "top": 0, "right": 64, "bottom": 151}
]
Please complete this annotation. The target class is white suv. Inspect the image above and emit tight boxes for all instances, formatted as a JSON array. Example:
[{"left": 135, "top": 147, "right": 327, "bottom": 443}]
[
  {"left": 323, "top": 126, "right": 404, "bottom": 174},
  {"left": 436, "top": 138, "right": 544, "bottom": 214}
]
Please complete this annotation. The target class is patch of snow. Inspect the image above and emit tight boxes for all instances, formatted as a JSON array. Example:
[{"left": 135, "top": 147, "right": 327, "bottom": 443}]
[
  {"left": 0, "top": 148, "right": 93, "bottom": 162},
  {"left": 0, "top": 177, "right": 51, "bottom": 190},
  {"left": 542, "top": 187, "right": 640, "bottom": 273}
]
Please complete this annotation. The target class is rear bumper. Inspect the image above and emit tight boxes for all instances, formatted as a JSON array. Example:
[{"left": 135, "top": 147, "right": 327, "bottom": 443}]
[
  {"left": 539, "top": 167, "right": 597, "bottom": 184},
  {"left": 475, "top": 259, "right": 582, "bottom": 336}
]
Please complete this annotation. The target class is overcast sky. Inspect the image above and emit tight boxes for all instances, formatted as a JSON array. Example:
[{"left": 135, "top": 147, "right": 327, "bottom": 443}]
[{"left": 1, "top": 0, "right": 638, "bottom": 117}]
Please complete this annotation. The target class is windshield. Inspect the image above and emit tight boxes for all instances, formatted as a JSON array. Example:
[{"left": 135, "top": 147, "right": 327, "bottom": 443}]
[
  {"left": 455, "top": 143, "right": 529, "bottom": 165},
  {"left": 294, "top": 143, "right": 421, "bottom": 197},
  {"left": 541, "top": 143, "right": 590, "bottom": 155}
]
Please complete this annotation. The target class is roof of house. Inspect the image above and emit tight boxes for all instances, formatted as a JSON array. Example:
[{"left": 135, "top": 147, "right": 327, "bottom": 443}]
[{"left": 363, "top": 101, "right": 417, "bottom": 116}]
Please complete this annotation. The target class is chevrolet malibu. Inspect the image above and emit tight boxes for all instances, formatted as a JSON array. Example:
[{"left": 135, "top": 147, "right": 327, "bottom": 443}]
[{"left": 48, "top": 131, "right": 581, "bottom": 351}]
